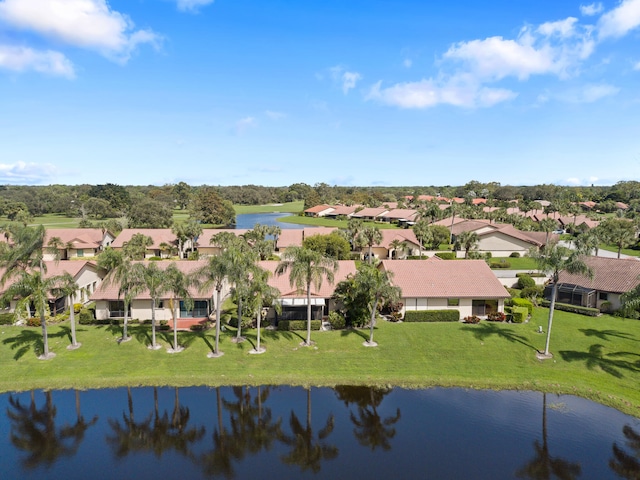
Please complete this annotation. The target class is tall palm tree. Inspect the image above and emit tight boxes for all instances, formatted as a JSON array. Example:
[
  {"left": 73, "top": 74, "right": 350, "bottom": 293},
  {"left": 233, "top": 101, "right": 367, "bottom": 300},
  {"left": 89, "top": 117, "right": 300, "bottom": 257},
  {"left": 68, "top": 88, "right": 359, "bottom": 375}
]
[
  {"left": 359, "top": 227, "right": 382, "bottom": 264},
  {"left": 51, "top": 272, "right": 82, "bottom": 350},
  {"left": 346, "top": 218, "right": 364, "bottom": 253},
  {"left": 195, "top": 252, "right": 233, "bottom": 357},
  {"left": 601, "top": 218, "right": 637, "bottom": 259},
  {"left": 226, "top": 245, "right": 259, "bottom": 343},
  {"left": 102, "top": 256, "right": 144, "bottom": 343},
  {"left": 248, "top": 267, "right": 280, "bottom": 354},
  {"left": 141, "top": 262, "right": 169, "bottom": 350},
  {"left": 539, "top": 218, "right": 559, "bottom": 245},
  {"left": 456, "top": 230, "right": 480, "bottom": 258},
  {"left": 275, "top": 247, "right": 338, "bottom": 346},
  {"left": 388, "top": 239, "right": 404, "bottom": 259},
  {"left": 355, "top": 265, "right": 401, "bottom": 347},
  {"left": 0, "top": 224, "right": 46, "bottom": 283},
  {"left": 412, "top": 219, "right": 432, "bottom": 257},
  {"left": 164, "top": 263, "right": 193, "bottom": 353},
  {"left": 532, "top": 242, "right": 592, "bottom": 357},
  {"left": 0, "top": 270, "right": 64, "bottom": 359}
]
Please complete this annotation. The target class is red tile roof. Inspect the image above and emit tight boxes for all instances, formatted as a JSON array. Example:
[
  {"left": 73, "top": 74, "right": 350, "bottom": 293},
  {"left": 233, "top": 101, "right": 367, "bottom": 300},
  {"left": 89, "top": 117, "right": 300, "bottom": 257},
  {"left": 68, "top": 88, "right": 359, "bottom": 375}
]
[
  {"left": 558, "top": 256, "right": 640, "bottom": 294},
  {"left": 260, "top": 260, "right": 357, "bottom": 298},
  {"left": 380, "top": 259, "right": 510, "bottom": 298},
  {"left": 111, "top": 229, "right": 178, "bottom": 250},
  {"left": 45, "top": 229, "right": 107, "bottom": 249}
]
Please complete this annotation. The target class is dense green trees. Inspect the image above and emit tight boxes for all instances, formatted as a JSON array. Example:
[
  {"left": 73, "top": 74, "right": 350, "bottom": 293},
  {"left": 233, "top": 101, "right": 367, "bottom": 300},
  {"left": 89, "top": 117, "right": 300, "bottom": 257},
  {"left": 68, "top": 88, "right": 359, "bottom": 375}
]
[
  {"left": 303, "top": 232, "right": 351, "bottom": 260},
  {"left": 191, "top": 188, "right": 235, "bottom": 227}
]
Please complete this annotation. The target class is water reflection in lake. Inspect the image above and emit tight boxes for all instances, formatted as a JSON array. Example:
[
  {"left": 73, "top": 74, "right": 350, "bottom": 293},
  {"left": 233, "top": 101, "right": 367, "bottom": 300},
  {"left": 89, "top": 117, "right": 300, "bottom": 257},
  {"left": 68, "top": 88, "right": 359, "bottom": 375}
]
[
  {"left": 2, "top": 386, "right": 639, "bottom": 479},
  {"left": 235, "top": 213, "right": 303, "bottom": 230}
]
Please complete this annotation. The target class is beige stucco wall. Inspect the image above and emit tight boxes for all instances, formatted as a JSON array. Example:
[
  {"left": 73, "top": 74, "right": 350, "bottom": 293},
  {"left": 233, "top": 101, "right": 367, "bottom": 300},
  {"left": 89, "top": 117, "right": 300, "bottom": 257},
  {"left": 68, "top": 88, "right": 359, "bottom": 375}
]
[{"left": 400, "top": 297, "right": 505, "bottom": 319}]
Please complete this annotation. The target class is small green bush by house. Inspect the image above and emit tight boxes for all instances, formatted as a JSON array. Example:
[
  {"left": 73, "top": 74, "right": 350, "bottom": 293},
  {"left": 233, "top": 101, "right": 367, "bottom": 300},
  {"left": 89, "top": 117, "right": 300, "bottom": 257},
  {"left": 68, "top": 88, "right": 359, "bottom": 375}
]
[
  {"left": 520, "top": 286, "right": 544, "bottom": 302},
  {"left": 490, "top": 260, "right": 511, "bottom": 269},
  {"left": 73, "top": 303, "right": 83, "bottom": 314},
  {"left": 487, "top": 312, "right": 506, "bottom": 322},
  {"left": 599, "top": 301, "right": 613, "bottom": 314},
  {"left": 517, "top": 274, "right": 536, "bottom": 289},
  {"left": 540, "top": 300, "right": 600, "bottom": 317},
  {"left": 511, "top": 306, "right": 528, "bottom": 323},
  {"left": 510, "top": 298, "right": 534, "bottom": 315},
  {"left": 78, "top": 307, "right": 95, "bottom": 325},
  {"left": 463, "top": 315, "right": 480, "bottom": 324},
  {"left": 277, "top": 320, "right": 322, "bottom": 331},
  {"left": 509, "top": 252, "right": 521, "bottom": 258},
  {"left": 404, "top": 310, "right": 460, "bottom": 322},
  {"left": 328, "top": 311, "right": 346, "bottom": 330},
  {"left": 434, "top": 252, "right": 456, "bottom": 260},
  {"left": 0, "top": 312, "right": 15, "bottom": 325}
]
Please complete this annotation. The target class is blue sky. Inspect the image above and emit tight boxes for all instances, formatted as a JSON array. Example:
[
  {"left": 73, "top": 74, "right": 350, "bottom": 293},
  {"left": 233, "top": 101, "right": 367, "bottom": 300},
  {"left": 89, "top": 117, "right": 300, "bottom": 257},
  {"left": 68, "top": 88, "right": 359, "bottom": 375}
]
[{"left": 0, "top": 0, "right": 639, "bottom": 187}]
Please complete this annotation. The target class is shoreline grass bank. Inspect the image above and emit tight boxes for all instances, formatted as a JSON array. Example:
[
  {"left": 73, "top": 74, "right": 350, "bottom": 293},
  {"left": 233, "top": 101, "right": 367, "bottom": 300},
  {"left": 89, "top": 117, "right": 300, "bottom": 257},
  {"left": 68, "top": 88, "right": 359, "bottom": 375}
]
[{"left": 1, "top": 308, "right": 639, "bottom": 417}]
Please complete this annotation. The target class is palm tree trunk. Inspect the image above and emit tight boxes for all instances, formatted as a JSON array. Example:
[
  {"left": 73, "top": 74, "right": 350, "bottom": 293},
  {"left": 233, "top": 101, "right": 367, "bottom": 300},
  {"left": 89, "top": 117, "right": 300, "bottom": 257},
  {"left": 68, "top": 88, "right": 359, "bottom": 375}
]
[
  {"left": 39, "top": 302, "right": 50, "bottom": 358},
  {"left": 173, "top": 299, "right": 179, "bottom": 351},
  {"left": 215, "top": 288, "right": 221, "bottom": 354},
  {"left": 256, "top": 308, "right": 262, "bottom": 351},
  {"left": 236, "top": 297, "right": 243, "bottom": 340},
  {"left": 69, "top": 295, "right": 78, "bottom": 347},
  {"left": 151, "top": 298, "right": 157, "bottom": 349},
  {"left": 306, "top": 283, "right": 312, "bottom": 345},
  {"left": 368, "top": 245, "right": 373, "bottom": 264},
  {"left": 544, "top": 282, "right": 558, "bottom": 355},
  {"left": 369, "top": 298, "right": 378, "bottom": 344},
  {"left": 122, "top": 298, "right": 130, "bottom": 341}
]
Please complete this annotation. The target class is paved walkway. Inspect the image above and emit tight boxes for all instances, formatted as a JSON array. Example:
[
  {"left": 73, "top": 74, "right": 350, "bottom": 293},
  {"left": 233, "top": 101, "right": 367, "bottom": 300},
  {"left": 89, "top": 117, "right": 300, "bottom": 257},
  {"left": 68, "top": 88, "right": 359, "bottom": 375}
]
[{"left": 558, "top": 241, "right": 638, "bottom": 260}]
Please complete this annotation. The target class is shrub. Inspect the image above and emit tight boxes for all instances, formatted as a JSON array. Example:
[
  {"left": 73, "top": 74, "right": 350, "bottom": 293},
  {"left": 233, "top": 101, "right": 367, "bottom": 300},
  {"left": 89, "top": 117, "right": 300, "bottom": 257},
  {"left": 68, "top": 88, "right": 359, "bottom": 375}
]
[
  {"left": 540, "top": 300, "right": 600, "bottom": 317},
  {"left": 148, "top": 256, "right": 162, "bottom": 261},
  {"left": 509, "top": 252, "right": 521, "bottom": 258},
  {"left": 599, "top": 301, "right": 613, "bottom": 314},
  {"left": 187, "top": 251, "right": 200, "bottom": 260},
  {"left": 190, "top": 323, "right": 209, "bottom": 332},
  {"left": 0, "top": 312, "right": 15, "bottom": 325},
  {"left": 407, "top": 255, "right": 429, "bottom": 260},
  {"left": 277, "top": 320, "right": 322, "bottom": 331},
  {"left": 511, "top": 306, "right": 528, "bottom": 323},
  {"left": 463, "top": 315, "right": 480, "bottom": 324},
  {"left": 26, "top": 317, "right": 41, "bottom": 327},
  {"left": 516, "top": 272, "right": 546, "bottom": 278},
  {"left": 227, "top": 317, "right": 253, "bottom": 329},
  {"left": 328, "top": 311, "right": 346, "bottom": 330},
  {"left": 507, "top": 288, "right": 521, "bottom": 298},
  {"left": 517, "top": 274, "right": 536, "bottom": 289},
  {"left": 404, "top": 310, "right": 460, "bottom": 322},
  {"left": 484, "top": 252, "right": 492, "bottom": 259},
  {"left": 489, "top": 260, "right": 511, "bottom": 269},
  {"left": 78, "top": 307, "right": 94, "bottom": 325},
  {"left": 73, "top": 303, "right": 83, "bottom": 314},
  {"left": 487, "top": 312, "right": 506, "bottom": 322},
  {"left": 511, "top": 298, "right": 534, "bottom": 315},
  {"left": 434, "top": 252, "right": 456, "bottom": 260}
]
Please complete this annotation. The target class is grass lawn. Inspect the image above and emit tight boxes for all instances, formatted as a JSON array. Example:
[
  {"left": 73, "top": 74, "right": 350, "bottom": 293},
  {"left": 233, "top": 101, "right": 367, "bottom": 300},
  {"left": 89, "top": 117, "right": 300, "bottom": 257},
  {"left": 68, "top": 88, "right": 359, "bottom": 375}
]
[
  {"left": 26, "top": 214, "right": 82, "bottom": 228},
  {"left": 234, "top": 201, "right": 304, "bottom": 214},
  {"left": 598, "top": 243, "right": 640, "bottom": 258},
  {"left": 278, "top": 215, "right": 400, "bottom": 229},
  {"left": 489, "top": 256, "right": 540, "bottom": 270},
  {"left": 2, "top": 308, "right": 639, "bottom": 417}
]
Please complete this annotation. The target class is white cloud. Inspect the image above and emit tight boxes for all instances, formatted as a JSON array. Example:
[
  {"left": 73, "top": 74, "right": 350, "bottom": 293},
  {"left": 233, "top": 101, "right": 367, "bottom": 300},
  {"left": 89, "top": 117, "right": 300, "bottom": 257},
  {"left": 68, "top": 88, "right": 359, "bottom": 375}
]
[
  {"left": 598, "top": 0, "right": 640, "bottom": 39},
  {"left": 0, "top": 44, "right": 75, "bottom": 77},
  {"left": 330, "top": 66, "right": 362, "bottom": 94},
  {"left": 265, "top": 110, "right": 286, "bottom": 120},
  {"left": 176, "top": 0, "right": 215, "bottom": 13},
  {"left": 566, "top": 177, "right": 581, "bottom": 185},
  {"left": 537, "top": 17, "right": 579, "bottom": 38},
  {"left": 0, "top": 0, "right": 161, "bottom": 62},
  {"left": 366, "top": 78, "right": 517, "bottom": 109},
  {"left": 0, "top": 161, "right": 57, "bottom": 184},
  {"left": 634, "top": 61, "right": 640, "bottom": 70},
  {"left": 580, "top": 3, "right": 604, "bottom": 16},
  {"left": 561, "top": 83, "right": 620, "bottom": 103},
  {"left": 403, "top": 58, "right": 412, "bottom": 68},
  {"left": 234, "top": 116, "right": 257, "bottom": 135}
]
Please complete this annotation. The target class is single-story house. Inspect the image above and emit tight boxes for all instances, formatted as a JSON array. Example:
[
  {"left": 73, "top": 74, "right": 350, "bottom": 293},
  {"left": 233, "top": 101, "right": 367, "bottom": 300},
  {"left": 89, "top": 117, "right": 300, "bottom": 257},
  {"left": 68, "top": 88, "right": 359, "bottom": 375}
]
[
  {"left": 544, "top": 256, "right": 640, "bottom": 312},
  {"left": 91, "top": 260, "right": 219, "bottom": 329},
  {"left": 304, "top": 204, "right": 335, "bottom": 217},
  {"left": 195, "top": 229, "right": 249, "bottom": 256},
  {"left": 378, "top": 209, "right": 420, "bottom": 226},
  {"left": 259, "top": 260, "right": 357, "bottom": 323},
  {"left": 1, "top": 260, "right": 105, "bottom": 318},
  {"left": 367, "top": 229, "right": 422, "bottom": 260},
  {"left": 323, "top": 205, "right": 361, "bottom": 219},
  {"left": 111, "top": 229, "right": 180, "bottom": 258},
  {"left": 43, "top": 228, "right": 115, "bottom": 260},
  {"left": 351, "top": 207, "right": 389, "bottom": 221},
  {"left": 380, "top": 258, "right": 511, "bottom": 319}
]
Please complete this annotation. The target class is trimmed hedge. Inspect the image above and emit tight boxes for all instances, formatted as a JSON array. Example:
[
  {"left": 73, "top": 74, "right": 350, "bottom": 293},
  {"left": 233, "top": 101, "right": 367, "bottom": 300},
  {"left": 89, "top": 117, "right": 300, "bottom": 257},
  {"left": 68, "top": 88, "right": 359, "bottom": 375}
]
[
  {"left": 510, "top": 298, "right": 534, "bottom": 315},
  {"left": 404, "top": 310, "right": 460, "bottom": 322},
  {"left": 540, "top": 300, "right": 600, "bottom": 317},
  {"left": 517, "top": 274, "right": 536, "bottom": 289},
  {"left": 78, "top": 307, "right": 95, "bottom": 325},
  {"left": 516, "top": 272, "right": 546, "bottom": 278},
  {"left": 0, "top": 312, "right": 14, "bottom": 325},
  {"left": 511, "top": 306, "right": 528, "bottom": 323},
  {"left": 277, "top": 320, "right": 322, "bottom": 331},
  {"left": 490, "top": 260, "right": 511, "bottom": 269},
  {"left": 328, "top": 311, "right": 346, "bottom": 330},
  {"left": 434, "top": 252, "right": 456, "bottom": 260}
]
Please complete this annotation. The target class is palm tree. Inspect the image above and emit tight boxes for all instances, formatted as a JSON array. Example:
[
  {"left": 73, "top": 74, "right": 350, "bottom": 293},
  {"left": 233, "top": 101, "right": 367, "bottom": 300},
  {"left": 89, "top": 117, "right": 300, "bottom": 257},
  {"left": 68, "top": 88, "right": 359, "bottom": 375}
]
[
  {"left": 141, "top": 262, "right": 169, "bottom": 350},
  {"left": 601, "top": 218, "right": 637, "bottom": 259},
  {"left": 275, "top": 247, "right": 338, "bottom": 346},
  {"left": 0, "top": 224, "right": 46, "bottom": 283},
  {"left": 226, "top": 246, "right": 259, "bottom": 344},
  {"left": 532, "top": 242, "right": 592, "bottom": 358},
  {"left": 359, "top": 226, "right": 382, "bottom": 264},
  {"left": 574, "top": 230, "right": 600, "bottom": 256},
  {"left": 164, "top": 263, "right": 193, "bottom": 353},
  {"left": 539, "top": 218, "right": 559, "bottom": 245},
  {"left": 412, "top": 219, "right": 432, "bottom": 257},
  {"left": 195, "top": 252, "right": 233, "bottom": 357},
  {"left": 456, "top": 230, "right": 480, "bottom": 258},
  {"left": 248, "top": 267, "right": 280, "bottom": 354},
  {"left": 0, "top": 270, "right": 64, "bottom": 359},
  {"left": 355, "top": 265, "right": 401, "bottom": 347},
  {"left": 346, "top": 218, "right": 364, "bottom": 253},
  {"left": 51, "top": 272, "right": 82, "bottom": 350},
  {"left": 610, "top": 425, "right": 640, "bottom": 479},
  {"left": 102, "top": 255, "right": 145, "bottom": 343},
  {"left": 171, "top": 222, "right": 189, "bottom": 258},
  {"left": 388, "top": 239, "right": 404, "bottom": 259}
]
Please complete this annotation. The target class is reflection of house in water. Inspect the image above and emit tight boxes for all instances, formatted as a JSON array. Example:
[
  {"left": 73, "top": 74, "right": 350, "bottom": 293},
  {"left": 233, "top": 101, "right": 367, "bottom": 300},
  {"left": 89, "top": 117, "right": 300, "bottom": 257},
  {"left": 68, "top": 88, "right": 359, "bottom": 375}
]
[{"left": 544, "top": 257, "right": 640, "bottom": 311}]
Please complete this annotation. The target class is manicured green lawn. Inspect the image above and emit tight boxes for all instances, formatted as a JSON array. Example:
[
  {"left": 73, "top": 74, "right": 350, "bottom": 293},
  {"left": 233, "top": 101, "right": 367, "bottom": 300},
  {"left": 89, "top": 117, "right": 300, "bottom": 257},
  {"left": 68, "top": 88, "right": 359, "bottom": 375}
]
[
  {"left": 598, "top": 244, "right": 640, "bottom": 258},
  {"left": 26, "top": 214, "right": 82, "bottom": 228},
  {"left": 278, "top": 216, "right": 400, "bottom": 229},
  {"left": 489, "top": 256, "right": 540, "bottom": 270},
  {"left": 2, "top": 308, "right": 639, "bottom": 416},
  {"left": 234, "top": 201, "right": 304, "bottom": 214}
]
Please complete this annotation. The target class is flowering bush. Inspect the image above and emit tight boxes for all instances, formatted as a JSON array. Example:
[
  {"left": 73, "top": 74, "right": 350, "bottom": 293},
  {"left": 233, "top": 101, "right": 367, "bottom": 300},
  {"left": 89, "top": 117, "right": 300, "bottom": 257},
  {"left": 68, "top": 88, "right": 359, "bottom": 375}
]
[
  {"left": 487, "top": 312, "right": 506, "bottom": 322},
  {"left": 463, "top": 315, "right": 480, "bottom": 324}
]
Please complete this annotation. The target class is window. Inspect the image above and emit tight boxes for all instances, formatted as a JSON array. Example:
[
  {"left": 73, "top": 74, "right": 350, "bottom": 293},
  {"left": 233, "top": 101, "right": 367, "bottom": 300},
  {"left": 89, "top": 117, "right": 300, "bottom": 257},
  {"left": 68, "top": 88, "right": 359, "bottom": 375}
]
[
  {"left": 180, "top": 300, "right": 208, "bottom": 318},
  {"left": 156, "top": 301, "right": 164, "bottom": 309},
  {"left": 447, "top": 298, "right": 459, "bottom": 307},
  {"left": 599, "top": 292, "right": 608, "bottom": 301},
  {"left": 109, "top": 301, "right": 129, "bottom": 318},
  {"left": 77, "top": 249, "right": 84, "bottom": 257}
]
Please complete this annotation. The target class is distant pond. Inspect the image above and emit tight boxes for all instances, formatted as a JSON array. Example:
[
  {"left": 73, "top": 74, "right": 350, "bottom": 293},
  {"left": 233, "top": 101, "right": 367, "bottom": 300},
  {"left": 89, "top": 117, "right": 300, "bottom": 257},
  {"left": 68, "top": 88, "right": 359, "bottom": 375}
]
[
  {"left": 235, "top": 213, "right": 303, "bottom": 230},
  {"left": 2, "top": 386, "right": 639, "bottom": 479}
]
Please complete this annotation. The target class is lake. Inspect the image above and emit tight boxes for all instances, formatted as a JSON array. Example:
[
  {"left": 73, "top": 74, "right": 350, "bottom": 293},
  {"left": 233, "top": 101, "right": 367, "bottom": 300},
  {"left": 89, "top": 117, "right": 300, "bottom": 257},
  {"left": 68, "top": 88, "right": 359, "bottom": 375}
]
[
  {"left": 2, "top": 386, "right": 638, "bottom": 479},
  {"left": 235, "top": 212, "right": 303, "bottom": 230}
]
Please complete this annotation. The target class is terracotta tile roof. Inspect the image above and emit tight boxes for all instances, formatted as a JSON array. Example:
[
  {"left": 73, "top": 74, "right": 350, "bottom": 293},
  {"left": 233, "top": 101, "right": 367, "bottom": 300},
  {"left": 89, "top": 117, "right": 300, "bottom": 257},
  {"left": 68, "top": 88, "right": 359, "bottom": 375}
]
[
  {"left": 558, "top": 256, "right": 640, "bottom": 294},
  {"left": 0, "top": 261, "right": 102, "bottom": 298},
  {"left": 351, "top": 207, "right": 389, "bottom": 218},
  {"left": 304, "top": 204, "right": 334, "bottom": 214},
  {"left": 327, "top": 205, "right": 360, "bottom": 216},
  {"left": 259, "top": 260, "right": 357, "bottom": 298},
  {"left": 379, "top": 209, "right": 420, "bottom": 221},
  {"left": 90, "top": 260, "right": 212, "bottom": 301},
  {"left": 558, "top": 215, "right": 599, "bottom": 229},
  {"left": 276, "top": 230, "right": 303, "bottom": 249},
  {"left": 376, "top": 229, "right": 420, "bottom": 248},
  {"left": 472, "top": 198, "right": 487, "bottom": 205},
  {"left": 45, "top": 229, "right": 106, "bottom": 249},
  {"left": 380, "top": 259, "right": 510, "bottom": 299},
  {"left": 303, "top": 227, "right": 339, "bottom": 238}
]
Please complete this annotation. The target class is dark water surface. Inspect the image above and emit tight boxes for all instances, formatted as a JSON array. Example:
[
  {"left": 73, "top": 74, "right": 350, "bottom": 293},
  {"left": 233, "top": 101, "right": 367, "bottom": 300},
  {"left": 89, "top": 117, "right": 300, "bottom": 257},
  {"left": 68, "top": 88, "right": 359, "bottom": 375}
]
[{"left": 1, "top": 386, "right": 639, "bottom": 479}]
